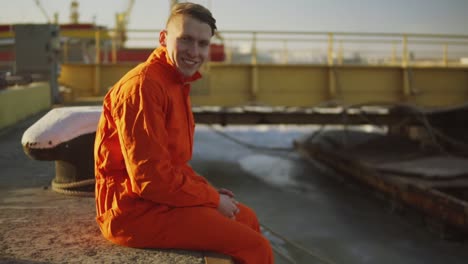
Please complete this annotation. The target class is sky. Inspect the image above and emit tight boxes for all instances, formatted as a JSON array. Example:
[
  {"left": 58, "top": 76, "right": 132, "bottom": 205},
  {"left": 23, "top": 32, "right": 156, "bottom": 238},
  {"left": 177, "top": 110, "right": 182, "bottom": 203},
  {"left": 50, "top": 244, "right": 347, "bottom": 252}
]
[{"left": 1, "top": 0, "right": 468, "bottom": 35}]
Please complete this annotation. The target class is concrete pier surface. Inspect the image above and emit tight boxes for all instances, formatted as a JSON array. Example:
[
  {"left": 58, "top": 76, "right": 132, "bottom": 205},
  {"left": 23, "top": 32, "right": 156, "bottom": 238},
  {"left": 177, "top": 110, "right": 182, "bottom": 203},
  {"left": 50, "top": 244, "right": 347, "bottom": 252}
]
[
  {"left": 0, "top": 113, "right": 207, "bottom": 264},
  {"left": 1, "top": 113, "right": 468, "bottom": 263}
]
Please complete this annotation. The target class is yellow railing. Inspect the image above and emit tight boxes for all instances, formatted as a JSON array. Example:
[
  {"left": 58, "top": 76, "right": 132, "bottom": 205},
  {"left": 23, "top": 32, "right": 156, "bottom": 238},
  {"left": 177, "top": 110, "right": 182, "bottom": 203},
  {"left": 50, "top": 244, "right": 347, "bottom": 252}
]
[
  {"left": 115, "top": 29, "right": 468, "bottom": 67},
  {"left": 220, "top": 31, "right": 468, "bottom": 67},
  {"left": 2, "top": 27, "right": 468, "bottom": 67},
  {"left": 5, "top": 27, "right": 464, "bottom": 67},
  {"left": 3, "top": 27, "right": 468, "bottom": 110},
  {"left": 55, "top": 28, "right": 468, "bottom": 109}
]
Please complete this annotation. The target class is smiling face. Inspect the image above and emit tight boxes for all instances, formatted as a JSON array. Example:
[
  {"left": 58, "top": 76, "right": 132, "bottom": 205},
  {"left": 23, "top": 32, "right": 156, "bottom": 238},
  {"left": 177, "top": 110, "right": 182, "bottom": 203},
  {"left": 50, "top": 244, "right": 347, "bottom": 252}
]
[{"left": 159, "top": 15, "right": 212, "bottom": 77}]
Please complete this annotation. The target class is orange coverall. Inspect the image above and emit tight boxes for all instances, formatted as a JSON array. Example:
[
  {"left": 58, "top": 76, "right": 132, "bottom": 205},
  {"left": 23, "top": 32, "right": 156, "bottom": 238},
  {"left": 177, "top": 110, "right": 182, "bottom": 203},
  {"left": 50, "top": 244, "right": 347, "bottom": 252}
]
[{"left": 94, "top": 47, "right": 273, "bottom": 264}]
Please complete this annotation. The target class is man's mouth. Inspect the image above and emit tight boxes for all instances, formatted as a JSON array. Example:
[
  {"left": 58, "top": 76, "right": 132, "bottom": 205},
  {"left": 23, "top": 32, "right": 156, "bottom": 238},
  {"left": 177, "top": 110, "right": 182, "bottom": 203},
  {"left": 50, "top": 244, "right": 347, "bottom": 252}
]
[{"left": 182, "top": 58, "right": 197, "bottom": 65}]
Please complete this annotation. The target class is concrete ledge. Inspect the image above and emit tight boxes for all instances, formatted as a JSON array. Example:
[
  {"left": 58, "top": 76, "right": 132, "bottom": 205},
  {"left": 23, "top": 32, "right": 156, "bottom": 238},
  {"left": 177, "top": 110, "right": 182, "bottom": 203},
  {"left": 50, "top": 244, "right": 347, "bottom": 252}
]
[
  {"left": 0, "top": 188, "right": 235, "bottom": 263},
  {"left": 2, "top": 112, "right": 234, "bottom": 263},
  {"left": 0, "top": 82, "right": 51, "bottom": 130}
]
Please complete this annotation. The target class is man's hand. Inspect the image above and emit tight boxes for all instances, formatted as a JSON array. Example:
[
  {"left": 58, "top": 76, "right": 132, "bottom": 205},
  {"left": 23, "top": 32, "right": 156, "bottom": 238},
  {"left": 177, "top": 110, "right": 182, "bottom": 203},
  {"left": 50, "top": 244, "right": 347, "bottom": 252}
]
[
  {"left": 218, "top": 188, "right": 235, "bottom": 198},
  {"left": 218, "top": 194, "right": 240, "bottom": 219}
]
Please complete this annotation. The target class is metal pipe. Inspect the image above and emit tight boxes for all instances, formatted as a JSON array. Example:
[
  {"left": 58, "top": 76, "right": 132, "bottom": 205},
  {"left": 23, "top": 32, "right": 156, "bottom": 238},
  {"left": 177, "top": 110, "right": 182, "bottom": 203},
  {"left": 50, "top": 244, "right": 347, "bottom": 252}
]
[
  {"left": 111, "top": 38, "right": 117, "bottom": 64},
  {"left": 95, "top": 29, "right": 101, "bottom": 64},
  {"left": 250, "top": 33, "right": 259, "bottom": 101},
  {"left": 63, "top": 40, "right": 69, "bottom": 63},
  {"left": 443, "top": 43, "right": 448, "bottom": 67},
  {"left": 251, "top": 32, "right": 257, "bottom": 65},
  {"left": 282, "top": 40, "right": 288, "bottom": 64},
  {"left": 328, "top": 33, "right": 334, "bottom": 66},
  {"left": 338, "top": 41, "right": 343, "bottom": 65},
  {"left": 402, "top": 34, "right": 408, "bottom": 67},
  {"left": 225, "top": 40, "right": 232, "bottom": 64},
  {"left": 94, "top": 29, "right": 101, "bottom": 96}
]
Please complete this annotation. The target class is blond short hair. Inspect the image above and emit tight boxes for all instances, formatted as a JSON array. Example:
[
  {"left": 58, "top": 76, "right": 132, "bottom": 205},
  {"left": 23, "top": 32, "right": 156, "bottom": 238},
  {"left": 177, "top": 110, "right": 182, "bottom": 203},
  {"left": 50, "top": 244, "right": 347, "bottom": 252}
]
[{"left": 166, "top": 2, "right": 217, "bottom": 36}]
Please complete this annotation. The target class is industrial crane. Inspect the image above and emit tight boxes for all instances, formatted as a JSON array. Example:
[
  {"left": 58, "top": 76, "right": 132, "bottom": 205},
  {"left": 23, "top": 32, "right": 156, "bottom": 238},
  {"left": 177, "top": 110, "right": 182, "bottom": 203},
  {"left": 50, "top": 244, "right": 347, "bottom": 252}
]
[
  {"left": 114, "top": 0, "right": 135, "bottom": 48},
  {"left": 33, "top": 0, "right": 51, "bottom": 23},
  {"left": 70, "top": 1, "right": 80, "bottom": 24}
]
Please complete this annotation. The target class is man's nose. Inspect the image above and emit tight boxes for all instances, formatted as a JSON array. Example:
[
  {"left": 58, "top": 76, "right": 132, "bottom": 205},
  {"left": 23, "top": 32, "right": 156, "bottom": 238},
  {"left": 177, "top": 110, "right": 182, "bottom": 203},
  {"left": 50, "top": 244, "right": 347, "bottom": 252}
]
[{"left": 187, "top": 43, "right": 199, "bottom": 57}]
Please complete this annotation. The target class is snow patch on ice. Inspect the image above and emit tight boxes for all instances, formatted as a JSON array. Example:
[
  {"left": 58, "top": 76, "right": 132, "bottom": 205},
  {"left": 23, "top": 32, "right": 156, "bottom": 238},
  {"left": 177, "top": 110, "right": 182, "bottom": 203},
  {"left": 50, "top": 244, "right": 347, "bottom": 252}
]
[{"left": 239, "top": 154, "right": 299, "bottom": 188}]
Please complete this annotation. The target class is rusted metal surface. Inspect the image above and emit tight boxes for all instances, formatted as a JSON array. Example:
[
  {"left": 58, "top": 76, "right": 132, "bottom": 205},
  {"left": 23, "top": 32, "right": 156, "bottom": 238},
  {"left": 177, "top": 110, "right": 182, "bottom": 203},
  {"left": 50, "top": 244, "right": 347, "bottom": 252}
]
[
  {"left": 294, "top": 131, "right": 468, "bottom": 238},
  {"left": 375, "top": 156, "right": 468, "bottom": 179}
]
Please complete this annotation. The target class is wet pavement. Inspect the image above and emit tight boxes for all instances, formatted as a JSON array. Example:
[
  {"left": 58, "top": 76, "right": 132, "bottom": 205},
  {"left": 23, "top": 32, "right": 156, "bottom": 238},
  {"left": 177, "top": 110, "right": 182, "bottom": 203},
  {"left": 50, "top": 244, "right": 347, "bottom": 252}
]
[{"left": 1, "top": 113, "right": 468, "bottom": 263}]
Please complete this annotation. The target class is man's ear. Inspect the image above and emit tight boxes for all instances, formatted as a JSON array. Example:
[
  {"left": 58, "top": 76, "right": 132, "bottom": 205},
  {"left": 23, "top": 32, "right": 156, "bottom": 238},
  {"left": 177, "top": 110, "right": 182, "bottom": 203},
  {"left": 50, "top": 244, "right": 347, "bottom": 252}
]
[{"left": 159, "top": 30, "right": 167, "bottom": 47}]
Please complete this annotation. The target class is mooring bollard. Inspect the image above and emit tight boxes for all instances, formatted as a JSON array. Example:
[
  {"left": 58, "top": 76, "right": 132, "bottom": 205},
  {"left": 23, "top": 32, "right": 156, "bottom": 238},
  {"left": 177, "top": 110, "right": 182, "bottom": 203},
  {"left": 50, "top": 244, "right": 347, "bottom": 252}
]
[{"left": 22, "top": 106, "right": 102, "bottom": 196}]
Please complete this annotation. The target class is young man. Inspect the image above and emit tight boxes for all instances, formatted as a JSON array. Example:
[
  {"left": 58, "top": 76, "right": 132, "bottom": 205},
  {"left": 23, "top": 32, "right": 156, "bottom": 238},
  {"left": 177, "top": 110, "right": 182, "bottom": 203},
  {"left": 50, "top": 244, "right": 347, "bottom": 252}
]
[{"left": 94, "top": 2, "right": 273, "bottom": 263}]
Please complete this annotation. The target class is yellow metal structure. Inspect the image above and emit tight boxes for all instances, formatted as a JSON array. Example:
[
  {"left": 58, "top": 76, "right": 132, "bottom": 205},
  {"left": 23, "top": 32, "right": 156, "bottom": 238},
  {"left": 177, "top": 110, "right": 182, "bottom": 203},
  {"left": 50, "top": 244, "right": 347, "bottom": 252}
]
[
  {"left": 0, "top": 27, "right": 110, "bottom": 40},
  {"left": 59, "top": 63, "right": 468, "bottom": 108},
  {"left": 70, "top": 1, "right": 80, "bottom": 24},
  {"left": 3, "top": 28, "right": 465, "bottom": 126},
  {"left": 50, "top": 29, "right": 468, "bottom": 109},
  {"left": 62, "top": 28, "right": 111, "bottom": 40},
  {"left": 0, "top": 82, "right": 51, "bottom": 130},
  {"left": 0, "top": 27, "right": 13, "bottom": 39}
]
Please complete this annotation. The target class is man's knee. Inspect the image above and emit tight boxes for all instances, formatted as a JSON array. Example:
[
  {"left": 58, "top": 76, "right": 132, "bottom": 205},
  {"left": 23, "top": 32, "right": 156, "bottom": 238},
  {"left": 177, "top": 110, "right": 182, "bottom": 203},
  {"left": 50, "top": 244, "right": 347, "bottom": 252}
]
[
  {"left": 238, "top": 204, "right": 256, "bottom": 218},
  {"left": 236, "top": 204, "right": 260, "bottom": 231},
  {"left": 258, "top": 235, "right": 272, "bottom": 253},
  {"left": 237, "top": 235, "right": 273, "bottom": 264},
  {"left": 259, "top": 236, "right": 274, "bottom": 264}
]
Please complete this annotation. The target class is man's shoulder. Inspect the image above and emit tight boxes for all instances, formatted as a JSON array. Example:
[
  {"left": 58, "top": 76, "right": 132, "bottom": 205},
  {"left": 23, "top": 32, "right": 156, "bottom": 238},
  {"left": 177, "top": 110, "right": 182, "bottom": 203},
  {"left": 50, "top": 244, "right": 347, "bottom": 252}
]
[
  {"left": 105, "top": 62, "right": 168, "bottom": 108},
  {"left": 127, "top": 60, "right": 174, "bottom": 85},
  {"left": 115, "top": 61, "right": 165, "bottom": 90}
]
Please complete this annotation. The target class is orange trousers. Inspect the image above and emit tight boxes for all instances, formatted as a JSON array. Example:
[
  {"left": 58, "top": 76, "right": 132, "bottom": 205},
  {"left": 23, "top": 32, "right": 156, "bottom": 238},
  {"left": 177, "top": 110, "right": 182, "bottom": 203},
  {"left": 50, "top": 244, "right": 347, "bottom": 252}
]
[{"left": 105, "top": 203, "right": 273, "bottom": 264}]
